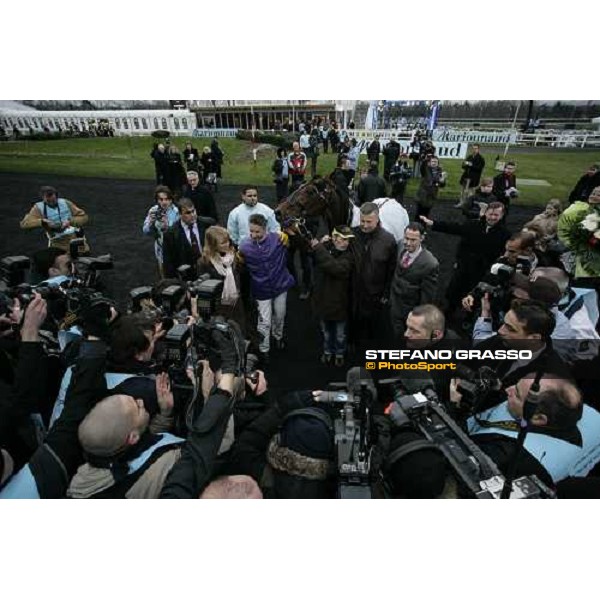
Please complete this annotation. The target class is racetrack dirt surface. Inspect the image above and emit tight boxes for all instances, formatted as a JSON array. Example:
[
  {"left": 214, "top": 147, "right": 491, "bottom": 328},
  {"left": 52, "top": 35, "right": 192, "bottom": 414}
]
[{"left": 0, "top": 172, "right": 539, "bottom": 396}]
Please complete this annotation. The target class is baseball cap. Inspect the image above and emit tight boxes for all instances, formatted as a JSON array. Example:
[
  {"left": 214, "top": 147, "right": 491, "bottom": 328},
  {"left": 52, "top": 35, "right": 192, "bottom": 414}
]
[{"left": 332, "top": 226, "right": 355, "bottom": 239}]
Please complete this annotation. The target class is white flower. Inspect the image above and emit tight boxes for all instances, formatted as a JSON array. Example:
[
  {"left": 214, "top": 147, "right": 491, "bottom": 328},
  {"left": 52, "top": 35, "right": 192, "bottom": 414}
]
[
  {"left": 594, "top": 230, "right": 600, "bottom": 239},
  {"left": 581, "top": 214, "right": 599, "bottom": 232}
]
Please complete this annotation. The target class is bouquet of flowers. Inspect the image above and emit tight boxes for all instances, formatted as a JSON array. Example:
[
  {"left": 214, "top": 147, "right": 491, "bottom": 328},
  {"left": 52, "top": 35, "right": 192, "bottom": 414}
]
[{"left": 565, "top": 205, "right": 600, "bottom": 274}]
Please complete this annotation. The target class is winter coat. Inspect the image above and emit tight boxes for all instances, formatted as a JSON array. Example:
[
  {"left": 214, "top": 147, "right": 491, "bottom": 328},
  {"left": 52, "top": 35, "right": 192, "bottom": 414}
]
[{"left": 311, "top": 243, "right": 354, "bottom": 321}]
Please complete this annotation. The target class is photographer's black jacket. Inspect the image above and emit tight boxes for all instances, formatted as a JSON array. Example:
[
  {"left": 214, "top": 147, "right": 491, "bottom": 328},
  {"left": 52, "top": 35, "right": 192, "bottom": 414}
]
[{"left": 0, "top": 341, "right": 48, "bottom": 470}]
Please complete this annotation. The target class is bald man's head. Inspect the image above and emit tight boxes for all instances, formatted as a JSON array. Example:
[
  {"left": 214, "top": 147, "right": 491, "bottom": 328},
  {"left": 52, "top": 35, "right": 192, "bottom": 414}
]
[
  {"left": 78, "top": 394, "right": 150, "bottom": 457},
  {"left": 200, "top": 475, "right": 263, "bottom": 499}
]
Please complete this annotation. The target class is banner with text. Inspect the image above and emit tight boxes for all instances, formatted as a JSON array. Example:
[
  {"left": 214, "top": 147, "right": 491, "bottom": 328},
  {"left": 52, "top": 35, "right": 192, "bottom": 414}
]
[{"left": 432, "top": 129, "right": 518, "bottom": 144}]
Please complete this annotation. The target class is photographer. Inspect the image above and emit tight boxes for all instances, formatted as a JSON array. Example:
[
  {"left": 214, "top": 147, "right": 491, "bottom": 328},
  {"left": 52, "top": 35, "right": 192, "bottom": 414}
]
[
  {"left": 0, "top": 294, "right": 50, "bottom": 481},
  {"left": 63, "top": 320, "right": 244, "bottom": 499},
  {"left": 466, "top": 299, "right": 571, "bottom": 397},
  {"left": 455, "top": 374, "right": 600, "bottom": 488},
  {"left": 221, "top": 389, "right": 337, "bottom": 498},
  {"left": 457, "top": 143, "right": 485, "bottom": 208},
  {"left": 142, "top": 186, "right": 180, "bottom": 278},
  {"left": 0, "top": 302, "right": 115, "bottom": 498},
  {"left": 31, "top": 247, "right": 75, "bottom": 287},
  {"left": 20, "top": 185, "right": 90, "bottom": 252},
  {"left": 492, "top": 161, "right": 518, "bottom": 215},
  {"left": 389, "top": 154, "right": 412, "bottom": 203}
]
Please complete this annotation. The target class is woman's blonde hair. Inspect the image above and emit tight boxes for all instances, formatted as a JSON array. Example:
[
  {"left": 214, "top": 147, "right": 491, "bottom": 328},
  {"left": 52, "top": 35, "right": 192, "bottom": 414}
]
[{"left": 201, "top": 226, "right": 232, "bottom": 264}]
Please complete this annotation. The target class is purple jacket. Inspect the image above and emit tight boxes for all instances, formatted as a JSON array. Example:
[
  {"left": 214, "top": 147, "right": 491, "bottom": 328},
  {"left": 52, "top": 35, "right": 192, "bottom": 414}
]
[{"left": 240, "top": 232, "right": 295, "bottom": 300}]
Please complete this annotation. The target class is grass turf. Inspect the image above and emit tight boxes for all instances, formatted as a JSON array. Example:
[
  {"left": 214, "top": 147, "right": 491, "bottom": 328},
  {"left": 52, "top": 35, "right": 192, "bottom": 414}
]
[{"left": 0, "top": 135, "right": 598, "bottom": 206}]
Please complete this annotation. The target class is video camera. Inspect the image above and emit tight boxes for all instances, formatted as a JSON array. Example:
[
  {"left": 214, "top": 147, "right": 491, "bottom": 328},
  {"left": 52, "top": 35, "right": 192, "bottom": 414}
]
[
  {"left": 380, "top": 377, "right": 554, "bottom": 499},
  {"left": 317, "top": 367, "right": 378, "bottom": 498}
]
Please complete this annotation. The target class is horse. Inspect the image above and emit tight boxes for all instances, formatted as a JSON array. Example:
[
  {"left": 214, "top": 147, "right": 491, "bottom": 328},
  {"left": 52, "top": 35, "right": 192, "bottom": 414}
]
[
  {"left": 275, "top": 176, "right": 352, "bottom": 234},
  {"left": 350, "top": 197, "right": 409, "bottom": 244}
]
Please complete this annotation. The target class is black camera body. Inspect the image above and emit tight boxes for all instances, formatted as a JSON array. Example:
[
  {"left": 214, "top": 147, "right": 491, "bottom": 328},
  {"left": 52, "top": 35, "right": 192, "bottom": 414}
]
[
  {"left": 383, "top": 378, "right": 554, "bottom": 499},
  {"left": 0, "top": 256, "right": 31, "bottom": 289},
  {"left": 318, "top": 368, "right": 378, "bottom": 498}
]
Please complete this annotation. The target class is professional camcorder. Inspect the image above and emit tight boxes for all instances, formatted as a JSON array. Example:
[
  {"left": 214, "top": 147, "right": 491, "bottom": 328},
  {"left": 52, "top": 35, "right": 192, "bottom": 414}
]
[
  {"left": 317, "top": 367, "right": 378, "bottom": 498},
  {"left": 380, "top": 377, "right": 554, "bottom": 499}
]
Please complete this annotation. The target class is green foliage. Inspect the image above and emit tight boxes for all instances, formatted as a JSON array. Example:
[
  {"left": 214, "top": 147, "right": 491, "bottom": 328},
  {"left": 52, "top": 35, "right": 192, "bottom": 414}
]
[{"left": 236, "top": 129, "right": 296, "bottom": 148}]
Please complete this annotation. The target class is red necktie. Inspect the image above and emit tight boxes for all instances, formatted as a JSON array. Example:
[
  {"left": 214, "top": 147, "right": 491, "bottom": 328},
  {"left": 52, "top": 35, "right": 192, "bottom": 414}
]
[
  {"left": 188, "top": 224, "right": 201, "bottom": 259},
  {"left": 401, "top": 252, "right": 411, "bottom": 268}
]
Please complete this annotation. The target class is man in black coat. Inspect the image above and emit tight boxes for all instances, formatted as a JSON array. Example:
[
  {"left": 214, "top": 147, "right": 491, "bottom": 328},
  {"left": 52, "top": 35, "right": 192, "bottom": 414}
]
[
  {"left": 181, "top": 171, "right": 218, "bottom": 223},
  {"left": 420, "top": 202, "right": 510, "bottom": 312},
  {"left": 162, "top": 198, "right": 206, "bottom": 278},
  {"left": 357, "top": 161, "right": 387, "bottom": 206},
  {"left": 350, "top": 203, "right": 398, "bottom": 350},
  {"left": 568, "top": 163, "right": 600, "bottom": 204},
  {"left": 382, "top": 135, "right": 401, "bottom": 181},
  {"left": 367, "top": 135, "right": 382, "bottom": 171},
  {"left": 492, "top": 161, "right": 518, "bottom": 215},
  {"left": 456, "top": 144, "right": 486, "bottom": 208}
]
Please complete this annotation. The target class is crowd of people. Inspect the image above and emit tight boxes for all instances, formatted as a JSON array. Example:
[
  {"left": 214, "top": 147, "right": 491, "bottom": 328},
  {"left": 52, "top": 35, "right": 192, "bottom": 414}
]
[{"left": 1, "top": 125, "right": 600, "bottom": 499}]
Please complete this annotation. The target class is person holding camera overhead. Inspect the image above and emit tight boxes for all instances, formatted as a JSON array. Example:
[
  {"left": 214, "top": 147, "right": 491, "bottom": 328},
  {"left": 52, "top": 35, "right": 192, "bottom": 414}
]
[
  {"left": 492, "top": 161, "right": 519, "bottom": 216},
  {"left": 142, "top": 186, "right": 180, "bottom": 278}
]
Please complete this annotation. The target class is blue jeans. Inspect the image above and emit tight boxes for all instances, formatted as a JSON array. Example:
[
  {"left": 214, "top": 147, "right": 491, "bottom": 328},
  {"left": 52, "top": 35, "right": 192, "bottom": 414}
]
[{"left": 320, "top": 320, "right": 347, "bottom": 357}]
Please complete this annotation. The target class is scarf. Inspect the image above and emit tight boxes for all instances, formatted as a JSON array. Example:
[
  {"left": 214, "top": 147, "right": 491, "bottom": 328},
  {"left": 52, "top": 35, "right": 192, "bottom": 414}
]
[{"left": 210, "top": 252, "right": 239, "bottom": 306}]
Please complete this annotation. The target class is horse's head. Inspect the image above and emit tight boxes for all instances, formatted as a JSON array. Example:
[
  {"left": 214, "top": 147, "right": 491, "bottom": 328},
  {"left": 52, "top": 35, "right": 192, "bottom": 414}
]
[{"left": 275, "top": 177, "right": 332, "bottom": 222}]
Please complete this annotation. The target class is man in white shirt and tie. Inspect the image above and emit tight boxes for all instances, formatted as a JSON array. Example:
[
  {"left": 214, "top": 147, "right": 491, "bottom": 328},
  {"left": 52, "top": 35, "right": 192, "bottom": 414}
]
[{"left": 389, "top": 222, "right": 440, "bottom": 340}]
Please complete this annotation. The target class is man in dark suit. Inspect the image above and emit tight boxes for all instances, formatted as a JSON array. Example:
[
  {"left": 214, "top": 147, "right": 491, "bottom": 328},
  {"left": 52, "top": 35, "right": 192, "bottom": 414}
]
[
  {"left": 357, "top": 161, "right": 387, "bottom": 206},
  {"left": 162, "top": 198, "right": 206, "bottom": 279},
  {"left": 420, "top": 202, "right": 510, "bottom": 313},
  {"left": 181, "top": 171, "right": 218, "bottom": 224},
  {"left": 389, "top": 222, "right": 439, "bottom": 339}
]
